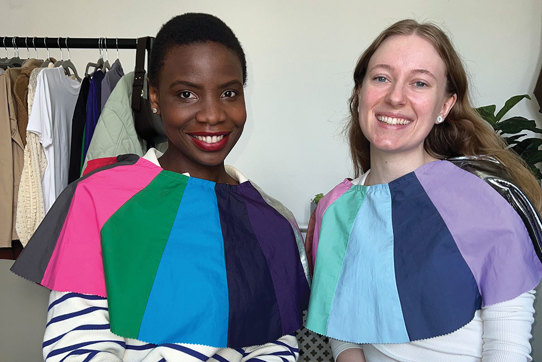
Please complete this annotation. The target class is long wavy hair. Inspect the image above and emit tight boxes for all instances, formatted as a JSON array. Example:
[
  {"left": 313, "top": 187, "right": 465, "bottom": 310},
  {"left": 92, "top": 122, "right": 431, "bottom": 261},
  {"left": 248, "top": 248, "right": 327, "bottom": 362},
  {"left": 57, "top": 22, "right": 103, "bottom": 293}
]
[{"left": 347, "top": 19, "right": 542, "bottom": 212}]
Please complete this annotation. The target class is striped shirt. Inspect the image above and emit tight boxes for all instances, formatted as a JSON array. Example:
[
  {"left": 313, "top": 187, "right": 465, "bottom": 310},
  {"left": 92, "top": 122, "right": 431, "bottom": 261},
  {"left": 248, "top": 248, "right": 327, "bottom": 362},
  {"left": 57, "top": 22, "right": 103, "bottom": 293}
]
[{"left": 44, "top": 291, "right": 300, "bottom": 361}]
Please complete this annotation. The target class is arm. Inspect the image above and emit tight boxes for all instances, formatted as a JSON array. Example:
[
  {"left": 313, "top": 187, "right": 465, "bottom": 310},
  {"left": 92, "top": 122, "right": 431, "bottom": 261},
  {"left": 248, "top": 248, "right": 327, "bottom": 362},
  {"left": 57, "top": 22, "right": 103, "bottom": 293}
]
[
  {"left": 481, "top": 290, "right": 536, "bottom": 361},
  {"left": 43, "top": 291, "right": 126, "bottom": 362},
  {"left": 329, "top": 338, "right": 366, "bottom": 362},
  {"left": 238, "top": 334, "right": 300, "bottom": 361}
]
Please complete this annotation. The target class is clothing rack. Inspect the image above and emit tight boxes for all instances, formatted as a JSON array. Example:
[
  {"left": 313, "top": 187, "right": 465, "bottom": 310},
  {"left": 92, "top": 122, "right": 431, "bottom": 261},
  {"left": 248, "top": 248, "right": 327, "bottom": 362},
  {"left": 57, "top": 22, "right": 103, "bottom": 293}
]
[{"left": 1, "top": 36, "right": 154, "bottom": 68}]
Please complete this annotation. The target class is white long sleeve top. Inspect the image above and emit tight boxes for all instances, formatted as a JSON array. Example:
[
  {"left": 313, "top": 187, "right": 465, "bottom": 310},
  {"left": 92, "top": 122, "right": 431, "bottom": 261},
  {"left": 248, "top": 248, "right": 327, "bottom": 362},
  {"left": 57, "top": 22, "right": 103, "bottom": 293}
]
[{"left": 330, "top": 290, "right": 536, "bottom": 361}]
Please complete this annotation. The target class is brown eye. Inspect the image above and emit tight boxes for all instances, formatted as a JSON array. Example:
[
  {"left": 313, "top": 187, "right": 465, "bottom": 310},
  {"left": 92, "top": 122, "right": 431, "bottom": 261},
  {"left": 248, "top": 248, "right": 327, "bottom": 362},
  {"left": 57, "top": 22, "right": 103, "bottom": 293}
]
[
  {"left": 222, "top": 90, "right": 237, "bottom": 98},
  {"left": 178, "top": 91, "right": 196, "bottom": 99}
]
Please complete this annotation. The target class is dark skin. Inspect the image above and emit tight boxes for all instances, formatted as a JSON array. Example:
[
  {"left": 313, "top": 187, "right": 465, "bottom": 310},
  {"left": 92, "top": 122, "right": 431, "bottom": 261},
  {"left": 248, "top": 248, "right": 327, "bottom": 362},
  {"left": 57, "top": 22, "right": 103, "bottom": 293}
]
[{"left": 149, "top": 42, "right": 246, "bottom": 185}]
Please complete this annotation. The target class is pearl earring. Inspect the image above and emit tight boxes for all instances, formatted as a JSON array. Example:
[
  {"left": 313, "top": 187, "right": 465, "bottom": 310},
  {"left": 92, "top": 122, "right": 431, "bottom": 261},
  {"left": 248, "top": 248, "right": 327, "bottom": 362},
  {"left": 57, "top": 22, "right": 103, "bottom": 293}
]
[
  {"left": 152, "top": 108, "right": 158, "bottom": 114},
  {"left": 435, "top": 115, "right": 444, "bottom": 124}
]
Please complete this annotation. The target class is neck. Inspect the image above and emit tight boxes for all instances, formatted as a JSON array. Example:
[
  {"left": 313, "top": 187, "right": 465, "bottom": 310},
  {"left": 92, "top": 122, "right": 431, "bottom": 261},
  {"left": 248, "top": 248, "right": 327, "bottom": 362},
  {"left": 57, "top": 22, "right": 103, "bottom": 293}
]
[
  {"left": 366, "top": 148, "right": 438, "bottom": 185},
  {"left": 158, "top": 151, "right": 237, "bottom": 185}
]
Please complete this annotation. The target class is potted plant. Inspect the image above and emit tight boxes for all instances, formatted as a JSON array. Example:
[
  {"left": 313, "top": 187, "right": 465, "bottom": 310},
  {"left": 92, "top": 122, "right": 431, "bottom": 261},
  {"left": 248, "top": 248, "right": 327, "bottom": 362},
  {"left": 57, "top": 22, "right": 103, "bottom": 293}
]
[{"left": 476, "top": 95, "right": 542, "bottom": 179}]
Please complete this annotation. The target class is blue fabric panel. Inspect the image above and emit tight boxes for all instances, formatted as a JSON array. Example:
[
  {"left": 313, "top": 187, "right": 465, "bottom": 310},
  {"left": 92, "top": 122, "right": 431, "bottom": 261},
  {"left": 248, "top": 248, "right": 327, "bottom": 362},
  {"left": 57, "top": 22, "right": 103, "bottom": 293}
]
[
  {"left": 216, "top": 183, "right": 281, "bottom": 347},
  {"left": 390, "top": 173, "right": 481, "bottom": 340},
  {"left": 326, "top": 184, "right": 409, "bottom": 342},
  {"left": 139, "top": 177, "right": 229, "bottom": 346}
]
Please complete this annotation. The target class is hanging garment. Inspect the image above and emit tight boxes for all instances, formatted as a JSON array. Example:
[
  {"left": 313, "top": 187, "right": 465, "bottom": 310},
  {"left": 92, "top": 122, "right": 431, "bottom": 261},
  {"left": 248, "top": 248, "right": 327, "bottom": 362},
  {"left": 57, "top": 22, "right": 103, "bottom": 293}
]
[
  {"left": 82, "top": 71, "right": 104, "bottom": 161},
  {"left": 26, "top": 67, "right": 80, "bottom": 211},
  {"left": 305, "top": 159, "right": 542, "bottom": 344},
  {"left": 82, "top": 72, "right": 166, "bottom": 172},
  {"left": 67, "top": 76, "right": 90, "bottom": 183},
  {"left": 12, "top": 149, "right": 310, "bottom": 348},
  {"left": 14, "top": 66, "right": 53, "bottom": 245},
  {"left": 16, "top": 132, "right": 47, "bottom": 246},
  {"left": 100, "top": 58, "right": 124, "bottom": 110},
  {"left": 0, "top": 65, "right": 30, "bottom": 246},
  {"left": 13, "top": 59, "right": 43, "bottom": 146}
]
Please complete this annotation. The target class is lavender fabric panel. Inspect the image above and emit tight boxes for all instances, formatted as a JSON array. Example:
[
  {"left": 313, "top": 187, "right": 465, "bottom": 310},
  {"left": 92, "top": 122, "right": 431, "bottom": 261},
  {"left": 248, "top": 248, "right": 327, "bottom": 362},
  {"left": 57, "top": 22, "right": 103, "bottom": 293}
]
[
  {"left": 415, "top": 161, "right": 542, "bottom": 306},
  {"left": 238, "top": 182, "right": 309, "bottom": 334}
]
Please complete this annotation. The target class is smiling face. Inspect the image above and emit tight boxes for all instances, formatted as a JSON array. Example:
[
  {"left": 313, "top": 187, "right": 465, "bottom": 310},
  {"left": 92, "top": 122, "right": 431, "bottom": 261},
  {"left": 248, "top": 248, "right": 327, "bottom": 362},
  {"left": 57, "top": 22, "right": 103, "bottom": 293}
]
[
  {"left": 358, "top": 34, "right": 456, "bottom": 164},
  {"left": 149, "top": 41, "right": 246, "bottom": 180}
]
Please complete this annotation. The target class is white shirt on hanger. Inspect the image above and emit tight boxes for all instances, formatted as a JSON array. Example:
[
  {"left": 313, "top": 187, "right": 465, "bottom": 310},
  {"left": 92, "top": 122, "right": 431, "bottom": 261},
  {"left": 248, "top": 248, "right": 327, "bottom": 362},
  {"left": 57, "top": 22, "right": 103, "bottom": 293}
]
[{"left": 26, "top": 67, "right": 80, "bottom": 211}]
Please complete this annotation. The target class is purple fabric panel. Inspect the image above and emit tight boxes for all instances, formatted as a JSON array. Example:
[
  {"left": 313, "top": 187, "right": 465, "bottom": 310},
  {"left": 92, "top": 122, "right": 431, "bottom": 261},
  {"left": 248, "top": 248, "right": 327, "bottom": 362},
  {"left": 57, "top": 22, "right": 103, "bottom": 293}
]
[
  {"left": 415, "top": 161, "right": 542, "bottom": 306},
  {"left": 238, "top": 182, "right": 308, "bottom": 334}
]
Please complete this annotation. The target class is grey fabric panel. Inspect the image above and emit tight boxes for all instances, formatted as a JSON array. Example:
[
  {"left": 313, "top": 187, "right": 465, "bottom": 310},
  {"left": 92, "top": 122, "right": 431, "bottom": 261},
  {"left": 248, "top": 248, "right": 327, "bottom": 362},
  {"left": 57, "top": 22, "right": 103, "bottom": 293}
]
[{"left": 11, "top": 154, "right": 140, "bottom": 284}]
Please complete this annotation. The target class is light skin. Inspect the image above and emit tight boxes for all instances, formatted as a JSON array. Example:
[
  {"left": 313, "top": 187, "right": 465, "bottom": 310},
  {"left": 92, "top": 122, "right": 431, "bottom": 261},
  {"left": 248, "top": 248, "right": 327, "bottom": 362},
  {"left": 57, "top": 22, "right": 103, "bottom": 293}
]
[
  {"left": 149, "top": 41, "right": 246, "bottom": 184},
  {"left": 336, "top": 348, "right": 367, "bottom": 362},
  {"left": 357, "top": 34, "right": 457, "bottom": 186}
]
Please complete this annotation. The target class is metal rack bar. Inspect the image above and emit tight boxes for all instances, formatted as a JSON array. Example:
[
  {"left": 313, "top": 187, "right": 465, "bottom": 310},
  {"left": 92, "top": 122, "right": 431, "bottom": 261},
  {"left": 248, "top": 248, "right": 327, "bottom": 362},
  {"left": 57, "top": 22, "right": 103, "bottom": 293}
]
[{"left": 1, "top": 36, "right": 153, "bottom": 51}]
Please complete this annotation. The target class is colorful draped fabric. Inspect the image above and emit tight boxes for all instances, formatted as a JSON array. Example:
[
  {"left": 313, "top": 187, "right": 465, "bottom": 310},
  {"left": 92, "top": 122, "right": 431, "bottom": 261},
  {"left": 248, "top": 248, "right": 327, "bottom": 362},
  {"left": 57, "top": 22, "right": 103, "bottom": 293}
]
[
  {"left": 306, "top": 160, "right": 542, "bottom": 344},
  {"left": 12, "top": 154, "right": 310, "bottom": 348}
]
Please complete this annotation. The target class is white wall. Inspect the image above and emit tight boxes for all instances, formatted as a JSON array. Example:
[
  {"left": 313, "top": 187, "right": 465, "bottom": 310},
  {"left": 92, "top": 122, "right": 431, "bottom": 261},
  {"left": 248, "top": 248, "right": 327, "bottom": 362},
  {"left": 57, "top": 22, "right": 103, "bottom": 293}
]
[{"left": 1, "top": 0, "right": 540, "bottom": 226}]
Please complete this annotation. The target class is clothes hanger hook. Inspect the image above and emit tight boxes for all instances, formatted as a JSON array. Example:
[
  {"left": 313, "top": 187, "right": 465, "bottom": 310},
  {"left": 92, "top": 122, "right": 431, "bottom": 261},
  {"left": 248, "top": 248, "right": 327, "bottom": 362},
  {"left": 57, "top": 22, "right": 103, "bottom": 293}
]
[
  {"left": 45, "top": 36, "right": 50, "bottom": 60},
  {"left": 116, "top": 37, "right": 119, "bottom": 60},
  {"left": 25, "top": 37, "right": 30, "bottom": 58},
  {"left": 12, "top": 37, "right": 19, "bottom": 57},
  {"left": 104, "top": 37, "right": 109, "bottom": 61},
  {"left": 57, "top": 37, "right": 63, "bottom": 61},
  {"left": 65, "top": 37, "right": 71, "bottom": 60},
  {"left": 32, "top": 36, "right": 38, "bottom": 58}
]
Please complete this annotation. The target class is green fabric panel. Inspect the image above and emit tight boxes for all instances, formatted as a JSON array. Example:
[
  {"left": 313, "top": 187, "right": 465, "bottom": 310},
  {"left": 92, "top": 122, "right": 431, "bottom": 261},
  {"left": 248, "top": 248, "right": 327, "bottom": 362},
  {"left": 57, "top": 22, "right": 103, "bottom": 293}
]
[
  {"left": 101, "top": 172, "right": 187, "bottom": 338},
  {"left": 306, "top": 187, "right": 366, "bottom": 334}
]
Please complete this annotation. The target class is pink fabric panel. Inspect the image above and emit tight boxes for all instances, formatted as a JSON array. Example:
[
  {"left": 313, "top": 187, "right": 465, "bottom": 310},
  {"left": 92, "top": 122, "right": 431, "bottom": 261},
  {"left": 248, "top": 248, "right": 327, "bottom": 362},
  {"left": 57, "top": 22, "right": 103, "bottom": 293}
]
[
  {"left": 41, "top": 159, "right": 161, "bottom": 296},
  {"left": 312, "top": 180, "right": 352, "bottom": 265}
]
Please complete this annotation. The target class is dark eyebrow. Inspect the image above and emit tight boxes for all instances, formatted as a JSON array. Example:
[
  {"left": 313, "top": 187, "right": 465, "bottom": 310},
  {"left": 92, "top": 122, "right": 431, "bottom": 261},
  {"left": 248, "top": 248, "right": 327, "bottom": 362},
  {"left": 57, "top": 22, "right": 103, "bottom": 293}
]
[
  {"left": 168, "top": 79, "right": 243, "bottom": 90},
  {"left": 218, "top": 80, "right": 243, "bottom": 88},
  {"left": 169, "top": 80, "right": 201, "bottom": 90}
]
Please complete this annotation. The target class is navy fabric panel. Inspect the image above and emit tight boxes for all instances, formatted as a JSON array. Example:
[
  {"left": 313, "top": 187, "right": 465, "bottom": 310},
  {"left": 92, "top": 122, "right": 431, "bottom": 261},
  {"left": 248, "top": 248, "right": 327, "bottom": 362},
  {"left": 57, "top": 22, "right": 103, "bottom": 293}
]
[
  {"left": 10, "top": 154, "right": 140, "bottom": 283},
  {"left": 215, "top": 183, "right": 281, "bottom": 347},
  {"left": 389, "top": 173, "right": 481, "bottom": 340}
]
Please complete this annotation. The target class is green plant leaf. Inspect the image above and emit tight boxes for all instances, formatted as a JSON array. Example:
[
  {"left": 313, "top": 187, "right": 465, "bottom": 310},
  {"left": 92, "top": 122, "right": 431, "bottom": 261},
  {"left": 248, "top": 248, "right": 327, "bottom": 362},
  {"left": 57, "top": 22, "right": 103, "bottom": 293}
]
[
  {"left": 512, "top": 138, "right": 542, "bottom": 155},
  {"left": 496, "top": 117, "right": 542, "bottom": 134},
  {"left": 475, "top": 105, "right": 497, "bottom": 126},
  {"left": 313, "top": 193, "right": 324, "bottom": 204},
  {"left": 519, "top": 150, "right": 542, "bottom": 166},
  {"left": 495, "top": 94, "right": 531, "bottom": 121},
  {"left": 503, "top": 134, "right": 524, "bottom": 146}
]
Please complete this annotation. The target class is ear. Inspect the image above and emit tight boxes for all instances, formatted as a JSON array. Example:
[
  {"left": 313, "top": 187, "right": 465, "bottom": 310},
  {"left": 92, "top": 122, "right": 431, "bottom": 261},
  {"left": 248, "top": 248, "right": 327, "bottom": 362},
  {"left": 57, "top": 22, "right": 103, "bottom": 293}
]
[
  {"left": 439, "top": 93, "right": 457, "bottom": 120},
  {"left": 148, "top": 79, "right": 160, "bottom": 114}
]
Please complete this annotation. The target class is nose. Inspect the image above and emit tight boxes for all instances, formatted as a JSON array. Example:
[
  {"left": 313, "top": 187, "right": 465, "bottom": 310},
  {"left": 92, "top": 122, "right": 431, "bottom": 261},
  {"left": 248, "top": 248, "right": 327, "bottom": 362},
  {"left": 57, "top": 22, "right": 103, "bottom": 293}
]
[
  {"left": 385, "top": 81, "right": 406, "bottom": 106},
  {"left": 195, "top": 98, "right": 226, "bottom": 125}
]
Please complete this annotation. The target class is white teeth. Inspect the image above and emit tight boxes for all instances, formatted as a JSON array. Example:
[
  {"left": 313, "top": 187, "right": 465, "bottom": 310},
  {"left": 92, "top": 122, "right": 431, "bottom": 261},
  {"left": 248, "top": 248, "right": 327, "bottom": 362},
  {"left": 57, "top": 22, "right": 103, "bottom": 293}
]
[
  {"left": 377, "top": 116, "right": 410, "bottom": 125},
  {"left": 194, "top": 135, "right": 225, "bottom": 144}
]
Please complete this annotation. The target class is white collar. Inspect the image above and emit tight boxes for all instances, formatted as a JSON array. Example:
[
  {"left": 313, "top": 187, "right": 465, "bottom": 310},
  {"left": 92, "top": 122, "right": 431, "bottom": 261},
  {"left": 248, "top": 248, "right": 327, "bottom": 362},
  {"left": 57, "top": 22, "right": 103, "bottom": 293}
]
[{"left": 143, "top": 148, "right": 248, "bottom": 183}]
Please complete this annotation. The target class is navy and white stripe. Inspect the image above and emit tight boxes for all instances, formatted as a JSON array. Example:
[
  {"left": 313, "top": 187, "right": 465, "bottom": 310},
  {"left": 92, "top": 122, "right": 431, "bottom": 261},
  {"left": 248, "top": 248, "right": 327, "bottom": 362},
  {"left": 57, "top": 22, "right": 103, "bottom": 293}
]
[{"left": 44, "top": 291, "right": 299, "bottom": 361}]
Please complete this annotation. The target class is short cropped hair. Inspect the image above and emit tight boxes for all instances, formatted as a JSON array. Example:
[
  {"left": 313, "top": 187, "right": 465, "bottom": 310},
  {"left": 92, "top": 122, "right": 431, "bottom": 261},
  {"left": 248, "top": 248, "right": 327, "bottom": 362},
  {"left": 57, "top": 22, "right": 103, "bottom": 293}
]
[{"left": 148, "top": 13, "right": 247, "bottom": 85}]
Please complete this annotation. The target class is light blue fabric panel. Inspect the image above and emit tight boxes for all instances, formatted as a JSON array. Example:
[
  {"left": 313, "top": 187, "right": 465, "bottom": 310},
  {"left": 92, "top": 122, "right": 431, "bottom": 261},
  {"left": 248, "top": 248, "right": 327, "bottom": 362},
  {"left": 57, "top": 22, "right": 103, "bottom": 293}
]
[
  {"left": 138, "top": 177, "right": 229, "bottom": 346},
  {"left": 326, "top": 184, "right": 409, "bottom": 343}
]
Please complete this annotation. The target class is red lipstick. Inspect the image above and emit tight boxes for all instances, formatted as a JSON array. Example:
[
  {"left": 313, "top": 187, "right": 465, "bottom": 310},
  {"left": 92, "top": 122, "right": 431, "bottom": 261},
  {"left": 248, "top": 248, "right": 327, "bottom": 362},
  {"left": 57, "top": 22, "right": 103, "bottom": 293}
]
[{"left": 189, "top": 132, "right": 230, "bottom": 152}]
